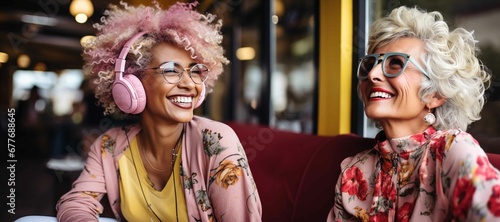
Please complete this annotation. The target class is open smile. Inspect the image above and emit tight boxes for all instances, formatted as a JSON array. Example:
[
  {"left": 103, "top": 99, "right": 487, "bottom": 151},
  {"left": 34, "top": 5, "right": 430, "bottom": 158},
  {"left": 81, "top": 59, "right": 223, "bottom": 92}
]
[
  {"left": 369, "top": 91, "right": 393, "bottom": 99},
  {"left": 168, "top": 96, "right": 193, "bottom": 104}
]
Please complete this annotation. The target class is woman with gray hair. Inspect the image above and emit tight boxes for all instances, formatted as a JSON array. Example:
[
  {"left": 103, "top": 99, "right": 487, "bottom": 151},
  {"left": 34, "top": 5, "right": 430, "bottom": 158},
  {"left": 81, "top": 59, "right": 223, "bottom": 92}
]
[{"left": 328, "top": 6, "right": 500, "bottom": 221}]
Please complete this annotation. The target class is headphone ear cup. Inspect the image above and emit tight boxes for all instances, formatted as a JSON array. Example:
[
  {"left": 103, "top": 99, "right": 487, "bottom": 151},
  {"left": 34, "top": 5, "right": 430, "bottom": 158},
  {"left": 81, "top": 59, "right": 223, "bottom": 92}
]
[
  {"left": 194, "top": 83, "right": 206, "bottom": 108},
  {"left": 112, "top": 74, "right": 146, "bottom": 114}
]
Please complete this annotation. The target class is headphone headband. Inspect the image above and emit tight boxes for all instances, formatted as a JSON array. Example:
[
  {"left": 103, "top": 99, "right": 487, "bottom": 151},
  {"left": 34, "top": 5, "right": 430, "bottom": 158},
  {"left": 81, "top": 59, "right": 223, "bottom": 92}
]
[
  {"left": 114, "top": 31, "right": 148, "bottom": 81},
  {"left": 112, "top": 31, "right": 148, "bottom": 114}
]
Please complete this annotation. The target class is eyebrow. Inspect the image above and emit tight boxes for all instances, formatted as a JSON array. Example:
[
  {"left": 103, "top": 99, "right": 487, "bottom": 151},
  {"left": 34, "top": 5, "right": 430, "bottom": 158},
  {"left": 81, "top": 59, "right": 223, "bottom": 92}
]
[{"left": 158, "top": 61, "right": 198, "bottom": 68}]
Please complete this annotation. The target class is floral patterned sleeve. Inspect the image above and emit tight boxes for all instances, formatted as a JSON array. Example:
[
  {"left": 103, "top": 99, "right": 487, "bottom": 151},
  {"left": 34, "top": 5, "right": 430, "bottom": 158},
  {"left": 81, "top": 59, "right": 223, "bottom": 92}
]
[
  {"left": 186, "top": 120, "right": 262, "bottom": 221},
  {"left": 440, "top": 130, "right": 500, "bottom": 221},
  {"left": 56, "top": 134, "right": 111, "bottom": 221},
  {"left": 328, "top": 150, "right": 376, "bottom": 222},
  {"left": 329, "top": 156, "right": 360, "bottom": 222},
  {"left": 208, "top": 124, "right": 262, "bottom": 221}
]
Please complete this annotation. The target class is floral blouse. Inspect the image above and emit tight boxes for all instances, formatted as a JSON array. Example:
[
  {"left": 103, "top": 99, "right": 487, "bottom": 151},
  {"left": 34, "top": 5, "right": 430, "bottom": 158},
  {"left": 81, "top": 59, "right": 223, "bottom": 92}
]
[
  {"left": 328, "top": 126, "right": 500, "bottom": 222},
  {"left": 56, "top": 116, "right": 262, "bottom": 222}
]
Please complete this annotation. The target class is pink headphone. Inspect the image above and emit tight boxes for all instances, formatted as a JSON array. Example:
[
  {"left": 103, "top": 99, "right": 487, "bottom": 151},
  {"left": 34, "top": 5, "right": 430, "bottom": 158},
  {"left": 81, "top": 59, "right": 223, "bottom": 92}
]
[{"left": 112, "top": 31, "right": 206, "bottom": 114}]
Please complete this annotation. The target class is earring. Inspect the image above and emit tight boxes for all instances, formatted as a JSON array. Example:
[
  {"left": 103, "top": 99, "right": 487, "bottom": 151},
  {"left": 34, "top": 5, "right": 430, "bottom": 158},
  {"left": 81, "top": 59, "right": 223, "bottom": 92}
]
[{"left": 423, "top": 108, "right": 436, "bottom": 125}]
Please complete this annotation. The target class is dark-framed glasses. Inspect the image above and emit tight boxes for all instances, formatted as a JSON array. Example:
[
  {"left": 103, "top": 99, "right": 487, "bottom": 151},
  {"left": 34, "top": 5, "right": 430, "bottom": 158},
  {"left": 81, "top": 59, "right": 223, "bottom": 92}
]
[
  {"left": 357, "top": 52, "right": 430, "bottom": 80},
  {"left": 144, "top": 61, "right": 209, "bottom": 84}
]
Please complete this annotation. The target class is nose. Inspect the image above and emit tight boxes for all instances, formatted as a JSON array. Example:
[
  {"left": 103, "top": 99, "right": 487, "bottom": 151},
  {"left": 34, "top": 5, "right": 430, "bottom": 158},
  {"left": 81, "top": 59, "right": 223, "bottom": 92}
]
[
  {"left": 177, "top": 70, "right": 196, "bottom": 89},
  {"left": 367, "top": 60, "right": 384, "bottom": 82}
]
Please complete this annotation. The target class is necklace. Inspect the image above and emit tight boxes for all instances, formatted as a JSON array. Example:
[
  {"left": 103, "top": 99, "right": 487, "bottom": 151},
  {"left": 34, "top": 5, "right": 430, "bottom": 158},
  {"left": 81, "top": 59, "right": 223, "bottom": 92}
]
[
  {"left": 141, "top": 133, "right": 183, "bottom": 172},
  {"left": 124, "top": 125, "right": 184, "bottom": 222}
]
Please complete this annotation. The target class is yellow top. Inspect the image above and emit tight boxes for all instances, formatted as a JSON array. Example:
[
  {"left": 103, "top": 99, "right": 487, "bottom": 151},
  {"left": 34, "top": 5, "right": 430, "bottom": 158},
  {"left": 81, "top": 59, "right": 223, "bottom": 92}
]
[{"left": 119, "top": 136, "right": 188, "bottom": 222}]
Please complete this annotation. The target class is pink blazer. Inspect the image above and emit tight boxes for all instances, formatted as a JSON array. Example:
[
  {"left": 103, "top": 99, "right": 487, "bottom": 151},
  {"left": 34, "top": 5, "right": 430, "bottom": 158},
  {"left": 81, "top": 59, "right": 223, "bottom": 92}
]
[{"left": 56, "top": 116, "right": 262, "bottom": 221}]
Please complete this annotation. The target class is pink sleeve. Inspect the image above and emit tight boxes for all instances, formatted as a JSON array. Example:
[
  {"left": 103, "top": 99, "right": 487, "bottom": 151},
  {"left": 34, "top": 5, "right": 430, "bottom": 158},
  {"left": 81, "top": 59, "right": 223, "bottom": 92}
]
[
  {"left": 441, "top": 131, "right": 500, "bottom": 221},
  {"left": 56, "top": 134, "right": 109, "bottom": 222},
  {"left": 328, "top": 156, "right": 354, "bottom": 222},
  {"left": 206, "top": 123, "right": 262, "bottom": 221},
  {"left": 183, "top": 119, "right": 262, "bottom": 221}
]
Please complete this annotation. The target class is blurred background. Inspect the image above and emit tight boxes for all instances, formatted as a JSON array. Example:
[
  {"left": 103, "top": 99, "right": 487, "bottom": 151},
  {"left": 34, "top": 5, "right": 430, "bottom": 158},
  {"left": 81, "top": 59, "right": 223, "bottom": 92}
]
[{"left": 1, "top": 0, "right": 499, "bottom": 220}]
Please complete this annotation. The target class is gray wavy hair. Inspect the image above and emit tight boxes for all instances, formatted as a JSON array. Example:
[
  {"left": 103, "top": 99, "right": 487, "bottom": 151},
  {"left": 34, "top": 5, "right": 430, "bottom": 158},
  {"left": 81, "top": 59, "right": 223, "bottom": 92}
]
[{"left": 365, "top": 6, "right": 491, "bottom": 130}]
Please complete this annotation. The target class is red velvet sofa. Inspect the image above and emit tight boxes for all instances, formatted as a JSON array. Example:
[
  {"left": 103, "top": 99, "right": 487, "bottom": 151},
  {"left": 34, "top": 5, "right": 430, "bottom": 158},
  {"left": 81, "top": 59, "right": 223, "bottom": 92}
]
[{"left": 226, "top": 122, "right": 500, "bottom": 222}]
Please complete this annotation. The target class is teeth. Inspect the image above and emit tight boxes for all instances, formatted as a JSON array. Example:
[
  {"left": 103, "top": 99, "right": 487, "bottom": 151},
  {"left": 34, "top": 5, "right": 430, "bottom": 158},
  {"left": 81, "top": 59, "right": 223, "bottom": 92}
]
[
  {"left": 170, "top": 96, "right": 193, "bottom": 103},
  {"left": 370, "top": 91, "right": 392, "bottom": 98}
]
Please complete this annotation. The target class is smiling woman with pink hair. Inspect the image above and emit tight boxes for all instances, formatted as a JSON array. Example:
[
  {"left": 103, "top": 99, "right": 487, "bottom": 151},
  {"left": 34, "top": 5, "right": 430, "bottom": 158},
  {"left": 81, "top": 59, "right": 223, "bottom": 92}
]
[
  {"left": 56, "top": 2, "right": 261, "bottom": 221},
  {"left": 84, "top": 1, "right": 228, "bottom": 115}
]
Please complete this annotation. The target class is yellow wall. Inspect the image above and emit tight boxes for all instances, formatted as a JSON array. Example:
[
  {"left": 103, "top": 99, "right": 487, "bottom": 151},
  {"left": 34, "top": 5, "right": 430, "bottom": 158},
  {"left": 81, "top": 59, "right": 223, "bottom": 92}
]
[{"left": 317, "top": 0, "right": 353, "bottom": 135}]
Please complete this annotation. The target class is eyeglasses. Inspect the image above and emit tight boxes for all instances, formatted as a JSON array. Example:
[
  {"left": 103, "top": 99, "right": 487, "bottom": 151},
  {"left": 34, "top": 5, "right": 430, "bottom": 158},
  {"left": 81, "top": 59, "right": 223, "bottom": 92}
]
[
  {"left": 144, "top": 61, "right": 209, "bottom": 84},
  {"left": 357, "top": 52, "right": 430, "bottom": 80}
]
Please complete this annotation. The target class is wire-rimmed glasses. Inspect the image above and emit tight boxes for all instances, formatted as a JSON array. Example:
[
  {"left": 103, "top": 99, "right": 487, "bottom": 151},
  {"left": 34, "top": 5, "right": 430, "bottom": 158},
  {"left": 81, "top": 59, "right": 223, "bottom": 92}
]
[{"left": 144, "top": 61, "right": 209, "bottom": 84}]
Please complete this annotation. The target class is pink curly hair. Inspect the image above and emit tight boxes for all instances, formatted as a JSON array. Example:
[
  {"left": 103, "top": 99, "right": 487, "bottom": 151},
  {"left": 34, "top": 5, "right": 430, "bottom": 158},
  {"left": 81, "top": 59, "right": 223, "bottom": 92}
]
[{"left": 83, "top": 1, "right": 229, "bottom": 115}]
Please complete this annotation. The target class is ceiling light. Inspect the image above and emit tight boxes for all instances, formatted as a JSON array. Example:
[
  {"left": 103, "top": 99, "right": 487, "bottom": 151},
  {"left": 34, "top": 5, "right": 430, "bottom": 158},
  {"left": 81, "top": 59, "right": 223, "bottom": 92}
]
[
  {"left": 69, "top": 0, "right": 94, "bottom": 23},
  {"left": 75, "top": 14, "right": 88, "bottom": 23},
  {"left": 17, "top": 54, "right": 30, "bottom": 68},
  {"left": 236, "top": 47, "right": 256, "bottom": 61},
  {"left": 80, "top": 35, "right": 96, "bottom": 48},
  {"left": 272, "top": 15, "right": 279, "bottom": 24},
  {"left": 34, "top": 62, "right": 47, "bottom": 71},
  {"left": 0, "top": 52, "right": 9, "bottom": 63}
]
